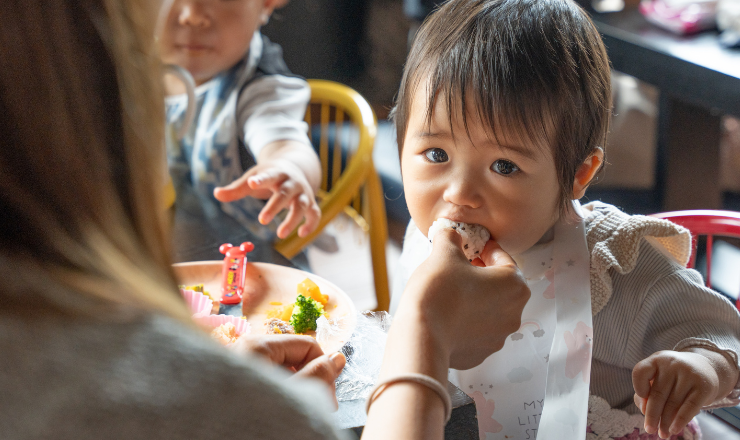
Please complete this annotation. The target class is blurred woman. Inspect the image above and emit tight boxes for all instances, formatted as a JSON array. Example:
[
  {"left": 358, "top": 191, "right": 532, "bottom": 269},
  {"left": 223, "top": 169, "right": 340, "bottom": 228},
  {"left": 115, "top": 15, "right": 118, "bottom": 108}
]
[{"left": 0, "top": 1, "right": 529, "bottom": 439}]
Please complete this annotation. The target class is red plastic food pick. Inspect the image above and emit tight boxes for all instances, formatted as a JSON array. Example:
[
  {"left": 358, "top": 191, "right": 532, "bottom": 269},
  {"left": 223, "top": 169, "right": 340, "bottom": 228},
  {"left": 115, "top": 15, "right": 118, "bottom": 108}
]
[{"left": 219, "top": 242, "right": 254, "bottom": 305}]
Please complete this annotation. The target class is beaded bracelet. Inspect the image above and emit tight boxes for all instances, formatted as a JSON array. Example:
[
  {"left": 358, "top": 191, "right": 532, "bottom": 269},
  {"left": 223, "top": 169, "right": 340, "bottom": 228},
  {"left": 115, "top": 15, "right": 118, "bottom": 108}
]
[{"left": 364, "top": 373, "right": 453, "bottom": 423}]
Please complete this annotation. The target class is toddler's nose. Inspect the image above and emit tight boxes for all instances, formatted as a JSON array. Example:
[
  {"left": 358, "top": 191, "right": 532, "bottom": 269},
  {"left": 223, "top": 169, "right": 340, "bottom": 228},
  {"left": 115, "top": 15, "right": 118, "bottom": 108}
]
[
  {"left": 179, "top": 3, "right": 210, "bottom": 27},
  {"left": 443, "top": 177, "right": 483, "bottom": 209}
]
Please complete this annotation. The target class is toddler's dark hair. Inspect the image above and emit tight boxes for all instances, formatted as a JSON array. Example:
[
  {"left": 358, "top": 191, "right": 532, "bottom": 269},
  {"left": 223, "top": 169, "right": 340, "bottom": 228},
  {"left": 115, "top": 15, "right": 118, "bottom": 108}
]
[{"left": 392, "top": 0, "right": 612, "bottom": 218}]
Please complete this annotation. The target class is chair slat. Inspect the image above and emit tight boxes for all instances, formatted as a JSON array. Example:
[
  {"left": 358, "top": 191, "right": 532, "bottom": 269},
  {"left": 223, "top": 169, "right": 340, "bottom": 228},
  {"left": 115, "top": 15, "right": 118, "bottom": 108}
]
[
  {"left": 319, "top": 102, "right": 330, "bottom": 192},
  {"left": 353, "top": 190, "right": 362, "bottom": 213},
  {"left": 333, "top": 109, "right": 344, "bottom": 188},
  {"left": 706, "top": 234, "right": 713, "bottom": 289}
]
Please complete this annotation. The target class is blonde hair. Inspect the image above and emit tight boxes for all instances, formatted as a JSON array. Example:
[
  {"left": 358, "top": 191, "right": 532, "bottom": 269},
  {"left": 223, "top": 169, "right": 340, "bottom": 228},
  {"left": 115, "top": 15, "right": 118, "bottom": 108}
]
[{"left": 0, "top": 0, "right": 191, "bottom": 321}]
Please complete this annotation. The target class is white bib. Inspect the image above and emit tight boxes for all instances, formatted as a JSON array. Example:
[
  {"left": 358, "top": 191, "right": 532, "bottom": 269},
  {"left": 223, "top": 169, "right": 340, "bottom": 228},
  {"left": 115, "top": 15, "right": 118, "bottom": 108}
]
[{"left": 395, "top": 202, "right": 593, "bottom": 440}]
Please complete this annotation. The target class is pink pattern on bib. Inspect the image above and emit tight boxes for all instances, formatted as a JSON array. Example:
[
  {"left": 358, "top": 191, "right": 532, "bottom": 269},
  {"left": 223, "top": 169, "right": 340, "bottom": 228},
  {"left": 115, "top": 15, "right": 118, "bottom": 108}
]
[
  {"left": 543, "top": 268, "right": 555, "bottom": 299},
  {"left": 564, "top": 321, "right": 593, "bottom": 383},
  {"left": 470, "top": 391, "right": 503, "bottom": 439}
]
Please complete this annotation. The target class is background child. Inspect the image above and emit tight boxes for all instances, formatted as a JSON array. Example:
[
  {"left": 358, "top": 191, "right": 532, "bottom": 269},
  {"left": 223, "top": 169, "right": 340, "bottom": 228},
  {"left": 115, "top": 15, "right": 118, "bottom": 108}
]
[
  {"left": 159, "top": 0, "right": 322, "bottom": 246},
  {"left": 389, "top": 1, "right": 740, "bottom": 439}
]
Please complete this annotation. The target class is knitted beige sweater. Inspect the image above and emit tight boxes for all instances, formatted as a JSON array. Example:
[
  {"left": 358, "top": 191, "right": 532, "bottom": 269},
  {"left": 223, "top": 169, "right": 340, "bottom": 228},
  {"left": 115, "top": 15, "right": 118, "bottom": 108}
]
[{"left": 583, "top": 202, "right": 692, "bottom": 316}]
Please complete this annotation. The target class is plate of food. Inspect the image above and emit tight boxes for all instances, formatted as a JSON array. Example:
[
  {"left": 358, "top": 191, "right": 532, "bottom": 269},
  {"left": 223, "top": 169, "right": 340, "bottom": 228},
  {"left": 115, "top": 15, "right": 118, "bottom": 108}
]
[{"left": 173, "top": 259, "right": 357, "bottom": 354}]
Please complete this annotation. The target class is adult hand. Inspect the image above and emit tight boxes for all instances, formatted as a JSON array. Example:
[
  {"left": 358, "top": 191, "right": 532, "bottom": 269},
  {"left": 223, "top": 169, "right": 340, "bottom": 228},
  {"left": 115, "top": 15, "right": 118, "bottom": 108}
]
[
  {"left": 398, "top": 229, "right": 531, "bottom": 370},
  {"left": 235, "top": 334, "right": 346, "bottom": 407},
  {"left": 363, "top": 230, "right": 530, "bottom": 440}
]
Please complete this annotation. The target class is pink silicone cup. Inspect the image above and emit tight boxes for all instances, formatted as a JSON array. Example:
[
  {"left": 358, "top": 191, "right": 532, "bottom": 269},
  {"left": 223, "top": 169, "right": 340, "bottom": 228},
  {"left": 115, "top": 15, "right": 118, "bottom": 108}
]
[
  {"left": 180, "top": 289, "right": 214, "bottom": 318},
  {"left": 195, "top": 314, "right": 251, "bottom": 336}
]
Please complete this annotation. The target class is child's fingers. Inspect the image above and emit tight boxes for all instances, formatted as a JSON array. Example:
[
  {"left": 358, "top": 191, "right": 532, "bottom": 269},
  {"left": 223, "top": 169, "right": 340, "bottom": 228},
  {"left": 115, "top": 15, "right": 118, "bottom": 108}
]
[
  {"left": 297, "top": 197, "right": 321, "bottom": 238},
  {"left": 657, "top": 383, "right": 691, "bottom": 438},
  {"left": 633, "top": 394, "right": 647, "bottom": 415},
  {"left": 259, "top": 179, "right": 301, "bottom": 225},
  {"left": 668, "top": 389, "right": 705, "bottom": 436},
  {"left": 247, "top": 169, "right": 288, "bottom": 190},
  {"left": 276, "top": 197, "right": 307, "bottom": 239},
  {"left": 643, "top": 373, "right": 676, "bottom": 435},
  {"left": 632, "top": 358, "right": 658, "bottom": 399},
  {"left": 214, "top": 171, "right": 258, "bottom": 202}
]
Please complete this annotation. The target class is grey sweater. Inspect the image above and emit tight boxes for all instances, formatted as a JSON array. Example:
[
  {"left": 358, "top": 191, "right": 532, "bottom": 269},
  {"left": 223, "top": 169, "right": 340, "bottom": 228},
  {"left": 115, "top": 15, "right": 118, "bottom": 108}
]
[
  {"left": 0, "top": 312, "right": 347, "bottom": 440},
  {"left": 584, "top": 202, "right": 740, "bottom": 409}
]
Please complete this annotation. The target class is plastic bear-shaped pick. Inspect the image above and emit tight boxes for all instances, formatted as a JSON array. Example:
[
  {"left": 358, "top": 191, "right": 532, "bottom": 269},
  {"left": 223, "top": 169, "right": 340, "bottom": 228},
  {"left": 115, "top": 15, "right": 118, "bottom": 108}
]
[{"left": 218, "top": 242, "right": 254, "bottom": 305}]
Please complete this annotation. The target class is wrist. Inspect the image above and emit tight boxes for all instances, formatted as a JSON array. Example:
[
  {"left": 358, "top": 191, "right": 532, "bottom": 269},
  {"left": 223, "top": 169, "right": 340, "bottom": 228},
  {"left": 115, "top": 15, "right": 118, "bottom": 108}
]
[
  {"left": 684, "top": 347, "right": 740, "bottom": 398},
  {"left": 257, "top": 141, "right": 321, "bottom": 191},
  {"left": 381, "top": 306, "right": 451, "bottom": 383}
]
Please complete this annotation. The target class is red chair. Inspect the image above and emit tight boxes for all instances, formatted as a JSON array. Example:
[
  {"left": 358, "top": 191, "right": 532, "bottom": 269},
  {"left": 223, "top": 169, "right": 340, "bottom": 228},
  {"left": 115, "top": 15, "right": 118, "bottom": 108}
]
[{"left": 651, "top": 210, "right": 740, "bottom": 309}]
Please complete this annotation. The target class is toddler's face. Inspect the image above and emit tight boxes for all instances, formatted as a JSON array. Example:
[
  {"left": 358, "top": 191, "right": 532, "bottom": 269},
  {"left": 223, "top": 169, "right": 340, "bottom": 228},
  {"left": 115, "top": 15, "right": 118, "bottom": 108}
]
[
  {"left": 158, "top": 0, "right": 269, "bottom": 85},
  {"left": 401, "top": 84, "right": 562, "bottom": 256}
]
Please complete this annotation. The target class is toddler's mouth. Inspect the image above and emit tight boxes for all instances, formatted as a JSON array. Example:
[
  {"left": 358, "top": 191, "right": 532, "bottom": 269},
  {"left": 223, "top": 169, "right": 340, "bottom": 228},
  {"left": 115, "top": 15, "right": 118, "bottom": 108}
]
[{"left": 177, "top": 44, "right": 211, "bottom": 53}]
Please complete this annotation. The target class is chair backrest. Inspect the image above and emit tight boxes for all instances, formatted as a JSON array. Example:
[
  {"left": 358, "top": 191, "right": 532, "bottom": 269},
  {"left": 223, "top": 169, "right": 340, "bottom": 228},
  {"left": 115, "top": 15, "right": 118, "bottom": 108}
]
[
  {"left": 308, "top": 79, "right": 379, "bottom": 224},
  {"left": 276, "top": 80, "right": 378, "bottom": 254},
  {"left": 275, "top": 79, "right": 390, "bottom": 311},
  {"left": 651, "top": 210, "right": 740, "bottom": 308}
]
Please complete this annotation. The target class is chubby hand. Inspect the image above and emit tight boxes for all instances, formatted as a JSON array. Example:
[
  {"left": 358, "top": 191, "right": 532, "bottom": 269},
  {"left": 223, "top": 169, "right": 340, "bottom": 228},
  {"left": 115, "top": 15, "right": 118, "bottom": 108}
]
[
  {"left": 632, "top": 350, "right": 721, "bottom": 438},
  {"left": 213, "top": 160, "right": 321, "bottom": 239},
  {"left": 235, "top": 334, "right": 346, "bottom": 407},
  {"left": 399, "top": 230, "right": 530, "bottom": 370}
]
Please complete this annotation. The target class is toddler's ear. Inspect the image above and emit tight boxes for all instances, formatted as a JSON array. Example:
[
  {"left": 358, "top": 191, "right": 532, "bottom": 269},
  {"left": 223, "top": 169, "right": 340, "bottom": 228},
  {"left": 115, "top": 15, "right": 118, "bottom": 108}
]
[
  {"left": 263, "top": 0, "right": 289, "bottom": 14},
  {"left": 572, "top": 148, "right": 604, "bottom": 199},
  {"left": 260, "top": 0, "right": 288, "bottom": 24}
]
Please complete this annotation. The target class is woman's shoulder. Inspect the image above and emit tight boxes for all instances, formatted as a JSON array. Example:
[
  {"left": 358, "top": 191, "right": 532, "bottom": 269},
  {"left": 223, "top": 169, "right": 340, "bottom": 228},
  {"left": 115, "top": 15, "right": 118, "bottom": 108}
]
[{"left": 0, "top": 313, "right": 343, "bottom": 440}]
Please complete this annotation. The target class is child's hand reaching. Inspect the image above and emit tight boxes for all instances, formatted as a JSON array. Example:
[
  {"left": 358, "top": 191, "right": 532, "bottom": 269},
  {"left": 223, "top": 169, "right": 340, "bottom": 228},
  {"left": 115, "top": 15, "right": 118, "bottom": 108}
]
[
  {"left": 214, "top": 158, "right": 321, "bottom": 239},
  {"left": 632, "top": 348, "right": 738, "bottom": 438}
]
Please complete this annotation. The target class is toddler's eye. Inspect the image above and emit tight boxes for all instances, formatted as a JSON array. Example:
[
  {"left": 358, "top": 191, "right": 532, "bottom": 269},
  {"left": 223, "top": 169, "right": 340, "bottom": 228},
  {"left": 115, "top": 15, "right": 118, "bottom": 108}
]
[
  {"left": 423, "top": 148, "right": 449, "bottom": 163},
  {"left": 491, "top": 160, "right": 519, "bottom": 175}
]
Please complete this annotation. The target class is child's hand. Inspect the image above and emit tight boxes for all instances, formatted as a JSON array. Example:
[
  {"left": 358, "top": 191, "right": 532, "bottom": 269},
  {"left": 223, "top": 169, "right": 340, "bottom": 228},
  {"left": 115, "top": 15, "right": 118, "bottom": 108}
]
[
  {"left": 214, "top": 160, "right": 321, "bottom": 239},
  {"left": 632, "top": 350, "right": 720, "bottom": 438}
]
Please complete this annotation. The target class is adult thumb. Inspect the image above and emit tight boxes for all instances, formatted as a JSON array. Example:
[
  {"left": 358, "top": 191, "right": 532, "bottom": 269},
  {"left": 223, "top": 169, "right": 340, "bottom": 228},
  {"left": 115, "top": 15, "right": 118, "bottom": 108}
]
[
  {"left": 294, "top": 352, "right": 346, "bottom": 385},
  {"left": 479, "top": 240, "right": 517, "bottom": 268},
  {"left": 293, "top": 352, "right": 346, "bottom": 410},
  {"left": 429, "top": 228, "right": 467, "bottom": 262}
]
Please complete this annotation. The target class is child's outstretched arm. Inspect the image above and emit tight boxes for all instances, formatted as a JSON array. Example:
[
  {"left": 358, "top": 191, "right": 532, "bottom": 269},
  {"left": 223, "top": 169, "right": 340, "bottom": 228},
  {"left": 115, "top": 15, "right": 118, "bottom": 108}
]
[
  {"left": 632, "top": 347, "right": 740, "bottom": 438},
  {"left": 214, "top": 139, "right": 322, "bottom": 239}
]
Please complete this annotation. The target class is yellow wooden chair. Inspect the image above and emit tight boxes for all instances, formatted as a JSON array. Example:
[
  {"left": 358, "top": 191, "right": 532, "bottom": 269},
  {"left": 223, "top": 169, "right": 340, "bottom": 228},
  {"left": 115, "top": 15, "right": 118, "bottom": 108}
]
[{"left": 274, "top": 80, "right": 390, "bottom": 311}]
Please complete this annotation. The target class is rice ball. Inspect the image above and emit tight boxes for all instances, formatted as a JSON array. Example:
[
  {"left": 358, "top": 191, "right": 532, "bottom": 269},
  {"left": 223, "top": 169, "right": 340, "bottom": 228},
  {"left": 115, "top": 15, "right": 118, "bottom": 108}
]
[{"left": 427, "top": 219, "right": 491, "bottom": 262}]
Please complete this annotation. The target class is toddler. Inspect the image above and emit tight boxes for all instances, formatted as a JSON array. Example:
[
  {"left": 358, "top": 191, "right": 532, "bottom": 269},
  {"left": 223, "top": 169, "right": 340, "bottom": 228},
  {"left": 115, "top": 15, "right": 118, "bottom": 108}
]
[
  {"left": 389, "top": 1, "right": 740, "bottom": 439},
  {"left": 159, "top": 0, "right": 321, "bottom": 243}
]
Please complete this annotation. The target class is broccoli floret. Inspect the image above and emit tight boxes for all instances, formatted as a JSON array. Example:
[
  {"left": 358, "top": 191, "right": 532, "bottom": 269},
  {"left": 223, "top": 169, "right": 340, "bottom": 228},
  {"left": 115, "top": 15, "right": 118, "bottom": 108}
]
[{"left": 289, "top": 294, "right": 325, "bottom": 334}]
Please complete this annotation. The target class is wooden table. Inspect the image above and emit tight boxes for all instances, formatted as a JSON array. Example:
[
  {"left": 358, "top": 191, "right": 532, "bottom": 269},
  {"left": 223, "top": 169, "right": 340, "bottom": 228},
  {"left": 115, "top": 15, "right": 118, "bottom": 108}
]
[{"left": 589, "top": 7, "right": 740, "bottom": 210}]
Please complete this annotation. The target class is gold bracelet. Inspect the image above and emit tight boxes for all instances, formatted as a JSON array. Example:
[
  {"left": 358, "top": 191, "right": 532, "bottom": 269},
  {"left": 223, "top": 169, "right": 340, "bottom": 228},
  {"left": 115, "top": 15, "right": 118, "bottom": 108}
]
[{"left": 365, "top": 373, "right": 453, "bottom": 423}]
